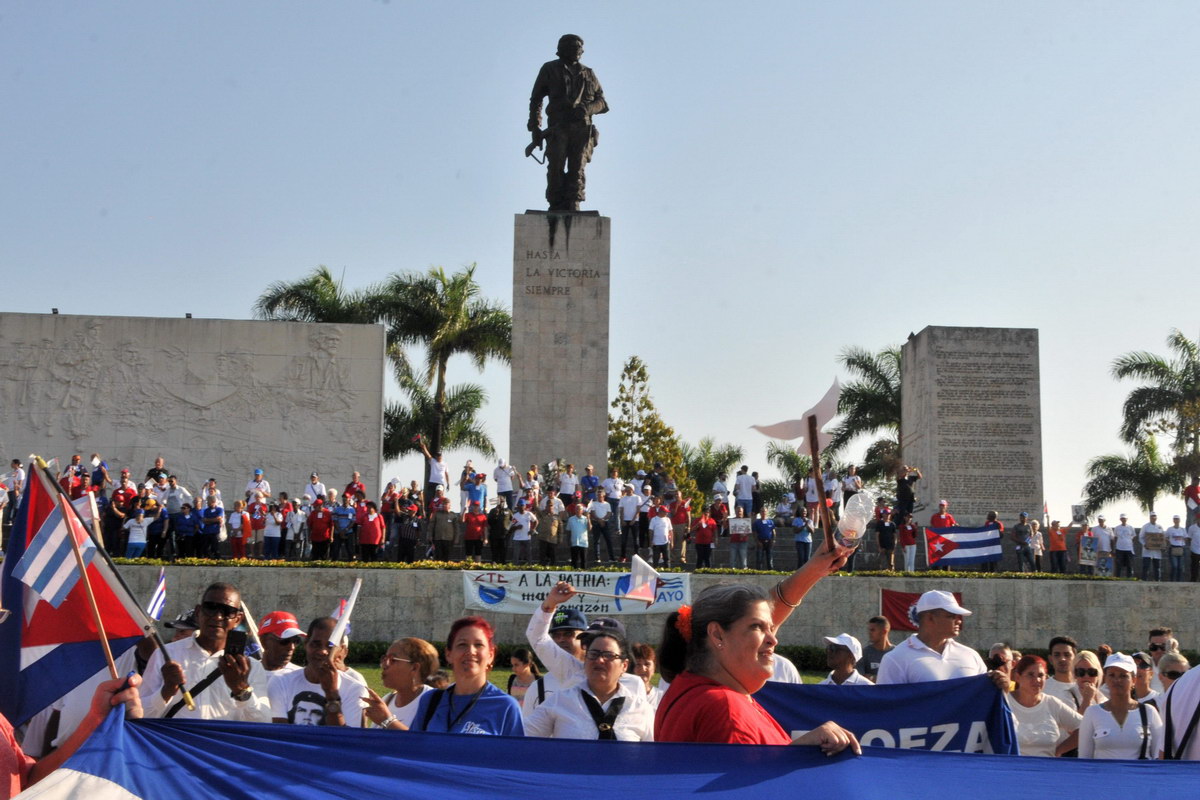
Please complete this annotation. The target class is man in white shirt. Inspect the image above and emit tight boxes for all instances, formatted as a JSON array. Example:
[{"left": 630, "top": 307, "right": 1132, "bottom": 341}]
[
  {"left": 1140, "top": 512, "right": 1165, "bottom": 581},
  {"left": 733, "top": 465, "right": 755, "bottom": 518},
  {"left": 819, "top": 633, "right": 873, "bottom": 686},
  {"left": 617, "top": 485, "right": 641, "bottom": 561},
  {"left": 1112, "top": 513, "right": 1136, "bottom": 577},
  {"left": 1163, "top": 665, "right": 1200, "bottom": 759},
  {"left": 1091, "top": 515, "right": 1114, "bottom": 577},
  {"left": 1043, "top": 635, "right": 1079, "bottom": 706},
  {"left": 711, "top": 473, "right": 729, "bottom": 503},
  {"left": 588, "top": 489, "right": 615, "bottom": 563},
  {"left": 245, "top": 468, "right": 272, "bottom": 501},
  {"left": 1167, "top": 515, "right": 1189, "bottom": 582},
  {"left": 494, "top": 458, "right": 517, "bottom": 508},
  {"left": 140, "top": 582, "right": 272, "bottom": 721},
  {"left": 269, "top": 616, "right": 368, "bottom": 726},
  {"left": 417, "top": 436, "right": 449, "bottom": 512},
  {"left": 304, "top": 473, "right": 327, "bottom": 505},
  {"left": 876, "top": 591, "right": 999, "bottom": 686},
  {"left": 601, "top": 468, "right": 625, "bottom": 506}
]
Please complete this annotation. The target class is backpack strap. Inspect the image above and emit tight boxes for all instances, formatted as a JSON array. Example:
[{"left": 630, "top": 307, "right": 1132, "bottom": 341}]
[
  {"left": 537, "top": 676, "right": 546, "bottom": 704},
  {"left": 1138, "top": 702, "right": 1150, "bottom": 760},
  {"left": 164, "top": 666, "right": 223, "bottom": 719},
  {"left": 419, "top": 689, "right": 445, "bottom": 731}
]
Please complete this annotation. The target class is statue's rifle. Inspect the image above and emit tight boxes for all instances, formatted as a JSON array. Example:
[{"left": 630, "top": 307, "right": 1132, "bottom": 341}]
[{"left": 524, "top": 128, "right": 547, "bottom": 164}]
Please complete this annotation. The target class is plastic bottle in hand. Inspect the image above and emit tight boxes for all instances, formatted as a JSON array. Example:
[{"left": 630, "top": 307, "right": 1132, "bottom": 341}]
[{"left": 836, "top": 491, "right": 874, "bottom": 548}]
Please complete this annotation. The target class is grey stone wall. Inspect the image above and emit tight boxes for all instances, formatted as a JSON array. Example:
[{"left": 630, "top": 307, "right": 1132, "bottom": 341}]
[
  {"left": 900, "top": 327, "right": 1044, "bottom": 546},
  {"left": 116, "top": 564, "right": 1193, "bottom": 654},
  {"left": 0, "top": 312, "right": 385, "bottom": 499},
  {"left": 509, "top": 212, "right": 610, "bottom": 476}
]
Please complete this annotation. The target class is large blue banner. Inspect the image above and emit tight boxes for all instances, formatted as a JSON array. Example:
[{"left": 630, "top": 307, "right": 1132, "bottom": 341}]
[
  {"left": 18, "top": 709, "right": 1198, "bottom": 799},
  {"left": 756, "top": 674, "right": 1018, "bottom": 754}
]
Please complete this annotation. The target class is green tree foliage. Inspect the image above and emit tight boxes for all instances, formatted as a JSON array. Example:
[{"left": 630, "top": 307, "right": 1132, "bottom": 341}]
[
  {"left": 608, "top": 357, "right": 701, "bottom": 509},
  {"left": 1082, "top": 436, "right": 1181, "bottom": 514},
  {"left": 255, "top": 263, "right": 511, "bottom": 463},
  {"left": 383, "top": 372, "right": 496, "bottom": 461},
  {"left": 1112, "top": 329, "right": 1200, "bottom": 478},
  {"left": 376, "top": 264, "right": 511, "bottom": 456},
  {"left": 765, "top": 441, "right": 812, "bottom": 487},
  {"left": 681, "top": 437, "right": 744, "bottom": 497},
  {"left": 826, "top": 345, "right": 902, "bottom": 480}
]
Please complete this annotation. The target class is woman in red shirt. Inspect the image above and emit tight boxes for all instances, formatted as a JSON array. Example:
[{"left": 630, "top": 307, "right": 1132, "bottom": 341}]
[
  {"left": 690, "top": 506, "right": 719, "bottom": 569},
  {"left": 358, "top": 501, "right": 386, "bottom": 562},
  {"left": 654, "top": 544, "right": 860, "bottom": 751}
]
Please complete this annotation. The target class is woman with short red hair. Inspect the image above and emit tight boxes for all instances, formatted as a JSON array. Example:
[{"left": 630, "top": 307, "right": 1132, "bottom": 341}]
[
  {"left": 1006, "top": 654, "right": 1082, "bottom": 757},
  {"left": 410, "top": 616, "right": 524, "bottom": 735}
]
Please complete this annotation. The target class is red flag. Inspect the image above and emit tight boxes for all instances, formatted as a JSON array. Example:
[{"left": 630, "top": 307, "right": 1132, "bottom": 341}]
[{"left": 879, "top": 588, "right": 964, "bottom": 632}]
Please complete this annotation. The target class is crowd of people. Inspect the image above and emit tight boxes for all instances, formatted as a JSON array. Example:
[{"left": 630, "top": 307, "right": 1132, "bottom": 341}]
[
  {"left": 5, "top": 526, "right": 1200, "bottom": 796},
  {"left": 4, "top": 456, "right": 1199, "bottom": 581}
]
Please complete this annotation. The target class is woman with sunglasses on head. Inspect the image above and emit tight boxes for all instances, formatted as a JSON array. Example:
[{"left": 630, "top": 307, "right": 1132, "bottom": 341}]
[
  {"left": 1068, "top": 650, "right": 1107, "bottom": 713},
  {"left": 409, "top": 617, "right": 524, "bottom": 736},
  {"left": 1006, "top": 655, "right": 1082, "bottom": 757},
  {"left": 524, "top": 627, "right": 654, "bottom": 741},
  {"left": 364, "top": 638, "right": 440, "bottom": 730},
  {"left": 654, "top": 538, "right": 860, "bottom": 751},
  {"left": 1079, "top": 653, "right": 1164, "bottom": 759}
]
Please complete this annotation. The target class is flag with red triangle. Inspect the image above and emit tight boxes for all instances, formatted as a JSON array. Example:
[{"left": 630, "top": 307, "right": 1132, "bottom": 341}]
[{"left": 0, "top": 464, "right": 148, "bottom": 726}]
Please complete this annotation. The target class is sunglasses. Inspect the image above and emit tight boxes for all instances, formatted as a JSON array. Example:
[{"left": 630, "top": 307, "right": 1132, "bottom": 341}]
[
  {"left": 1163, "top": 670, "right": 1187, "bottom": 680},
  {"left": 1149, "top": 644, "right": 1167, "bottom": 652},
  {"left": 200, "top": 601, "right": 240, "bottom": 618},
  {"left": 1074, "top": 668, "right": 1099, "bottom": 678},
  {"left": 1136, "top": 662, "right": 1152, "bottom": 670},
  {"left": 585, "top": 649, "right": 623, "bottom": 663},
  {"left": 381, "top": 655, "right": 414, "bottom": 667}
]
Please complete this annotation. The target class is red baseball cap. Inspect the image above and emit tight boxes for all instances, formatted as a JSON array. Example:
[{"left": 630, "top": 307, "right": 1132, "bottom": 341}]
[{"left": 259, "top": 611, "right": 306, "bottom": 640}]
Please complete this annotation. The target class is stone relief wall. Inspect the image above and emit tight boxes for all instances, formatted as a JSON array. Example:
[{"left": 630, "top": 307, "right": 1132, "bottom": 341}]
[
  {"left": 901, "top": 327, "right": 1044, "bottom": 534},
  {"left": 0, "top": 313, "right": 385, "bottom": 498}
]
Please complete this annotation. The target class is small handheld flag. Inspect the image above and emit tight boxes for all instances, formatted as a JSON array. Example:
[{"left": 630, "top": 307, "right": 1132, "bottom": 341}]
[
  {"left": 327, "top": 578, "right": 362, "bottom": 648},
  {"left": 146, "top": 568, "right": 167, "bottom": 621}
]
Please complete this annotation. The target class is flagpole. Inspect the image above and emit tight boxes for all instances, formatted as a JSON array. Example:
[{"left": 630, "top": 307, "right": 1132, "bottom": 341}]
[
  {"left": 239, "top": 600, "right": 262, "bottom": 650},
  {"left": 805, "top": 416, "right": 838, "bottom": 551},
  {"left": 31, "top": 457, "right": 195, "bottom": 710},
  {"left": 57, "top": 493, "right": 119, "bottom": 680}
]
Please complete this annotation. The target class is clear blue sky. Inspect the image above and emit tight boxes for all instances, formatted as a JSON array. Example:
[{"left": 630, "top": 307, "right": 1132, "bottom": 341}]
[{"left": 3, "top": 2, "right": 1197, "bottom": 523}]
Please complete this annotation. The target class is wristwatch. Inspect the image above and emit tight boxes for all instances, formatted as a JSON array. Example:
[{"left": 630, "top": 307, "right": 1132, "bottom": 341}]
[
  {"left": 230, "top": 686, "right": 253, "bottom": 702},
  {"left": 325, "top": 700, "right": 343, "bottom": 715}
]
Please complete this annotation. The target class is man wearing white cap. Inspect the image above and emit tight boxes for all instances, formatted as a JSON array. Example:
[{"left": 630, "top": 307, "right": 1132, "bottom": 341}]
[
  {"left": 1166, "top": 514, "right": 1189, "bottom": 582},
  {"left": 1112, "top": 513, "right": 1135, "bottom": 577},
  {"left": 819, "top": 634, "right": 872, "bottom": 686},
  {"left": 876, "top": 590, "right": 992, "bottom": 685},
  {"left": 1090, "top": 515, "right": 1114, "bottom": 577}
]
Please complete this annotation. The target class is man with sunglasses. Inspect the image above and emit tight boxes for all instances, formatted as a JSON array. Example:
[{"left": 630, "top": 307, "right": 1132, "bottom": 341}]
[
  {"left": 259, "top": 611, "right": 306, "bottom": 681},
  {"left": 140, "top": 582, "right": 271, "bottom": 721},
  {"left": 1148, "top": 627, "right": 1181, "bottom": 693}
]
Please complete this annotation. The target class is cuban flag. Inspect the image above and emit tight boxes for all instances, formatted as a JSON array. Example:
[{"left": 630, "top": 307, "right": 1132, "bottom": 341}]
[
  {"left": 0, "top": 465, "right": 148, "bottom": 727},
  {"left": 926, "top": 524, "right": 1003, "bottom": 566},
  {"left": 9, "top": 494, "right": 97, "bottom": 608},
  {"left": 145, "top": 568, "right": 167, "bottom": 621}
]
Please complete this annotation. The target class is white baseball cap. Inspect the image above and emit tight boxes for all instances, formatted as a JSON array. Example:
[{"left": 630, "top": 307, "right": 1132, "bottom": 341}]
[
  {"left": 914, "top": 590, "right": 972, "bottom": 617},
  {"left": 823, "top": 633, "right": 863, "bottom": 663},
  {"left": 1104, "top": 652, "right": 1137, "bottom": 674}
]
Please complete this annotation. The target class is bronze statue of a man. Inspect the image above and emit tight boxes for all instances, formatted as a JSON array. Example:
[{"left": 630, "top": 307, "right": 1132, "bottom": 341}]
[{"left": 528, "top": 34, "right": 609, "bottom": 212}]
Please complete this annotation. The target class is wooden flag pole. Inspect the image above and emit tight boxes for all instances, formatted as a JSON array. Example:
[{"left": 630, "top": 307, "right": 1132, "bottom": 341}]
[
  {"left": 805, "top": 416, "right": 839, "bottom": 548},
  {"left": 57, "top": 492, "right": 119, "bottom": 680}
]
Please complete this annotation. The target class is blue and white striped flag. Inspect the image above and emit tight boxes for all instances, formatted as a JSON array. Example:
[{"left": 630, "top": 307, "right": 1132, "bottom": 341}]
[
  {"left": 10, "top": 495, "right": 96, "bottom": 608},
  {"left": 146, "top": 568, "right": 167, "bottom": 621}
]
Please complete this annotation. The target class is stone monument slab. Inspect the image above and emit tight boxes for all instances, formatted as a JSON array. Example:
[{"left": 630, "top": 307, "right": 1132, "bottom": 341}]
[
  {"left": 0, "top": 312, "right": 385, "bottom": 498},
  {"left": 900, "top": 326, "right": 1043, "bottom": 540},
  {"left": 509, "top": 212, "right": 610, "bottom": 475}
]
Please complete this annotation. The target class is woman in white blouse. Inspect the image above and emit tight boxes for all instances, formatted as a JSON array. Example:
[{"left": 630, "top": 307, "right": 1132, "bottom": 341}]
[
  {"left": 524, "top": 629, "right": 654, "bottom": 741},
  {"left": 1078, "top": 653, "right": 1164, "bottom": 759},
  {"left": 364, "top": 638, "right": 438, "bottom": 730},
  {"left": 1006, "top": 655, "right": 1082, "bottom": 757}
]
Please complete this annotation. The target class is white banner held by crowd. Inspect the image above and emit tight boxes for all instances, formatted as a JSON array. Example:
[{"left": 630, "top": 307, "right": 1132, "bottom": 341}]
[{"left": 462, "top": 569, "right": 690, "bottom": 615}]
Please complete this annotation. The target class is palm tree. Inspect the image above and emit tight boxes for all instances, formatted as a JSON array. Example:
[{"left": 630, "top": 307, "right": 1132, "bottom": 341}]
[
  {"left": 1112, "top": 329, "right": 1200, "bottom": 478},
  {"left": 826, "top": 345, "right": 902, "bottom": 465},
  {"left": 254, "top": 266, "right": 378, "bottom": 324},
  {"left": 383, "top": 375, "right": 496, "bottom": 460},
  {"left": 765, "top": 441, "right": 812, "bottom": 487},
  {"left": 1082, "top": 436, "right": 1180, "bottom": 514},
  {"left": 681, "top": 437, "right": 744, "bottom": 496},
  {"left": 375, "top": 264, "right": 511, "bottom": 456}
]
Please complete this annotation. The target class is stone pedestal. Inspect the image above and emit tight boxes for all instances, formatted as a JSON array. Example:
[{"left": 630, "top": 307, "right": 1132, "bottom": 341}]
[
  {"left": 509, "top": 212, "right": 610, "bottom": 476},
  {"left": 900, "top": 326, "right": 1043, "bottom": 539}
]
